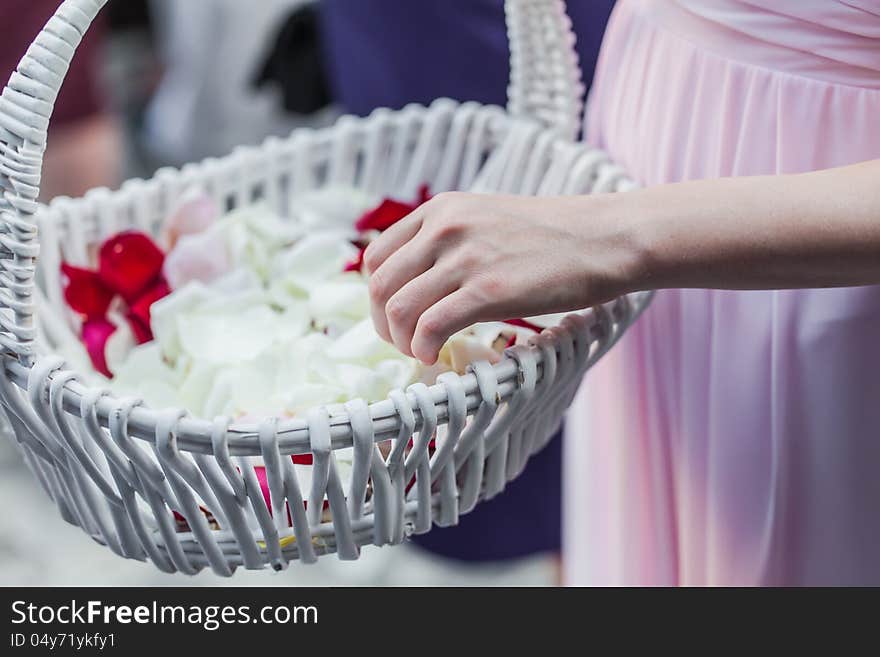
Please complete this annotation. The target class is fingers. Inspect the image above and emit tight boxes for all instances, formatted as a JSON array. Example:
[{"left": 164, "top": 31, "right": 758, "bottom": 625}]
[
  {"left": 385, "top": 267, "right": 460, "bottom": 357},
  {"left": 362, "top": 209, "right": 423, "bottom": 275},
  {"left": 411, "top": 288, "right": 483, "bottom": 365},
  {"left": 368, "top": 231, "right": 437, "bottom": 342}
]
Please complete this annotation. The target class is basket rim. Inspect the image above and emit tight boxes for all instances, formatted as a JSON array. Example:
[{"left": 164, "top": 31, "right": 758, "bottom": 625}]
[
  {"left": 5, "top": 296, "right": 648, "bottom": 456},
  {"left": 37, "top": 99, "right": 519, "bottom": 217}
]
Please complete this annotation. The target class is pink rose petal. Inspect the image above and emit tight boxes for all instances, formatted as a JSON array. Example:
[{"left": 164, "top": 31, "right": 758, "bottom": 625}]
[
  {"left": 163, "top": 230, "right": 231, "bottom": 290},
  {"left": 162, "top": 190, "right": 219, "bottom": 249},
  {"left": 82, "top": 318, "right": 117, "bottom": 377}
]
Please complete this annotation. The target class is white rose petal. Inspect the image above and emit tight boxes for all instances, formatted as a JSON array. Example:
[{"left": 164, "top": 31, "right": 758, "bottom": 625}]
[
  {"left": 177, "top": 305, "right": 279, "bottom": 364},
  {"left": 327, "top": 319, "right": 405, "bottom": 365},
  {"left": 275, "top": 383, "right": 348, "bottom": 417},
  {"left": 308, "top": 275, "right": 370, "bottom": 329},
  {"left": 151, "top": 283, "right": 215, "bottom": 362},
  {"left": 445, "top": 334, "right": 503, "bottom": 374},
  {"left": 290, "top": 186, "right": 379, "bottom": 232},
  {"left": 103, "top": 316, "right": 137, "bottom": 377},
  {"left": 176, "top": 361, "right": 220, "bottom": 415},
  {"left": 271, "top": 232, "right": 358, "bottom": 288},
  {"left": 111, "top": 343, "right": 181, "bottom": 409},
  {"left": 525, "top": 312, "right": 569, "bottom": 328}
]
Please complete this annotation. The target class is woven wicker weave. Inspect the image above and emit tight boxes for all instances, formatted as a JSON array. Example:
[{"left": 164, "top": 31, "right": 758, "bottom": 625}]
[{"left": 0, "top": 0, "right": 651, "bottom": 575}]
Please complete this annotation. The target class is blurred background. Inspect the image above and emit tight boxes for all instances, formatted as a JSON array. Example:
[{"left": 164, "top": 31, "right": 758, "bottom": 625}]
[{"left": 0, "top": 0, "right": 615, "bottom": 586}]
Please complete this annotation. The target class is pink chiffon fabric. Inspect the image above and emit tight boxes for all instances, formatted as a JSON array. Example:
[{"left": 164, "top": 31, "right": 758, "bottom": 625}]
[{"left": 564, "top": 0, "right": 880, "bottom": 586}]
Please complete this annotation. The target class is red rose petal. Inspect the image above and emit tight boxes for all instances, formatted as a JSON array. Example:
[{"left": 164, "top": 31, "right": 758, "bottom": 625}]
[
  {"left": 343, "top": 246, "right": 366, "bottom": 273},
  {"left": 355, "top": 186, "right": 432, "bottom": 233},
  {"left": 98, "top": 232, "right": 165, "bottom": 303},
  {"left": 81, "top": 318, "right": 116, "bottom": 377},
  {"left": 254, "top": 465, "right": 272, "bottom": 512},
  {"left": 173, "top": 510, "right": 190, "bottom": 533},
  {"left": 126, "top": 279, "right": 171, "bottom": 344},
  {"left": 255, "top": 460, "right": 335, "bottom": 526},
  {"left": 417, "top": 184, "right": 431, "bottom": 204},
  {"left": 355, "top": 199, "right": 416, "bottom": 233},
  {"left": 503, "top": 318, "right": 543, "bottom": 333},
  {"left": 60, "top": 263, "right": 114, "bottom": 319}
]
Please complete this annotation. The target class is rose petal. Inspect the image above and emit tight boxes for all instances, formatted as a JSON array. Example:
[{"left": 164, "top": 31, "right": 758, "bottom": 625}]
[
  {"left": 253, "top": 466, "right": 295, "bottom": 527},
  {"left": 177, "top": 361, "right": 221, "bottom": 413},
  {"left": 177, "top": 305, "right": 280, "bottom": 364},
  {"left": 61, "top": 263, "right": 114, "bottom": 318},
  {"left": 103, "top": 315, "right": 136, "bottom": 376},
  {"left": 98, "top": 232, "right": 165, "bottom": 303},
  {"left": 290, "top": 186, "right": 379, "bottom": 232},
  {"left": 275, "top": 382, "right": 347, "bottom": 417},
  {"left": 308, "top": 277, "right": 370, "bottom": 330},
  {"left": 343, "top": 245, "right": 366, "bottom": 273},
  {"left": 221, "top": 205, "right": 304, "bottom": 281},
  {"left": 163, "top": 228, "right": 231, "bottom": 290},
  {"left": 354, "top": 185, "right": 431, "bottom": 233},
  {"left": 327, "top": 318, "right": 405, "bottom": 364},
  {"left": 445, "top": 334, "right": 502, "bottom": 373},
  {"left": 150, "top": 283, "right": 215, "bottom": 363},
  {"left": 253, "top": 466, "right": 272, "bottom": 512},
  {"left": 355, "top": 199, "right": 417, "bottom": 233},
  {"left": 162, "top": 189, "right": 219, "bottom": 249},
  {"left": 271, "top": 232, "right": 359, "bottom": 289},
  {"left": 417, "top": 184, "right": 431, "bottom": 204},
  {"left": 81, "top": 318, "right": 117, "bottom": 377},
  {"left": 525, "top": 312, "right": 569, "bottom": 329},
  {"left": 127, "top": 279, "right": 171, "bottom": 344},
  {"left": 503, "top": 318, "right": 543, "bottom": 333},
  {"left": 109, "top": 342, "right": 182, "bottom": 408}
]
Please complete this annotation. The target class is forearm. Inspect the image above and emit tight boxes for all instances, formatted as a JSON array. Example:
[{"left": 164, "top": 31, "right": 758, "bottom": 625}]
[{"left": 617, "top": 159, "right": 880, "bottom": 293}]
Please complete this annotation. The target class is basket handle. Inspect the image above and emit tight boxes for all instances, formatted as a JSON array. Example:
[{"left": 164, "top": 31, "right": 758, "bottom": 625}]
[
  {"left": 0, "top": 0, "right": 107, "bottom": 363},
  {"left": 0, "top": 0, "right": 584, "bottom": 364},
  {"left": 506, "top": 0, "right": 585, "bottom": 140}
]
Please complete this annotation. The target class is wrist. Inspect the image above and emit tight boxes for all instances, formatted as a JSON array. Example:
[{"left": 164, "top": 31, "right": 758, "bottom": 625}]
[{"left": 584, "top": 190, "right": 663, "bottom": 298}]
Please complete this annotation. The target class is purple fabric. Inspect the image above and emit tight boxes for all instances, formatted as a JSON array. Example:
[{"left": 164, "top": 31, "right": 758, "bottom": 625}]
[
  {"left": 319, "top": 0, "right": 614, "bottom": 562},
  {"left": 320, "top": 0, "right": 614, "bottom": 114}
]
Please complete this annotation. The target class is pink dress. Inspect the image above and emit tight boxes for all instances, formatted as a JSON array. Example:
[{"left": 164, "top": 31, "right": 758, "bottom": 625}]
[{"left": 564, "top": 0, "right": 880, "bottom": 586}]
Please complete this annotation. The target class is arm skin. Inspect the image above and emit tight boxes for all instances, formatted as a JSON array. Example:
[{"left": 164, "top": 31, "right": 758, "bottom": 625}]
[{"left": 363, "top": 158, "right": 880, "bottom": 364}]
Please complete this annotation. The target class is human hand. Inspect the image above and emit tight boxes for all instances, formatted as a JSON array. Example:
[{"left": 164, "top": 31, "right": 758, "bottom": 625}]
[{"left": 363, "top": 191, "right": 644, "bottom": 364}]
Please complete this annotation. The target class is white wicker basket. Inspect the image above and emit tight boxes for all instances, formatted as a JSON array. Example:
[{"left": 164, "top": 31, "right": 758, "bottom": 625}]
[{"left": 0, "top": 0, "right": 650, "bottom": 575}]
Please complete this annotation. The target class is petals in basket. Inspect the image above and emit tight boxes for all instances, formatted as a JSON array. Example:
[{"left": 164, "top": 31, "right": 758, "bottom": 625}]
[
  {"left": 98, "top": 232, "right": 165, "bottom": 303},
  {"left": 60, "top": 263, "right": 115, "bottom": 319}
]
